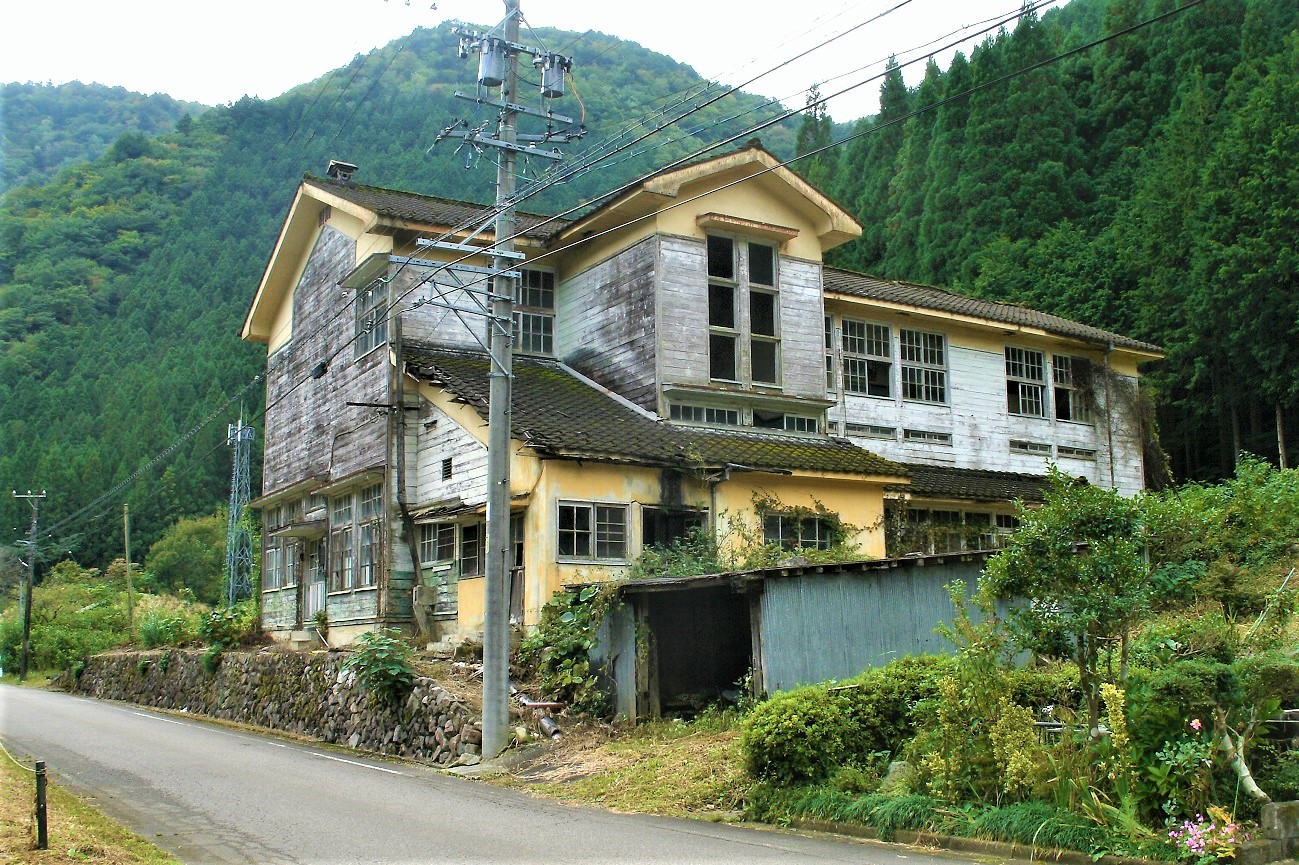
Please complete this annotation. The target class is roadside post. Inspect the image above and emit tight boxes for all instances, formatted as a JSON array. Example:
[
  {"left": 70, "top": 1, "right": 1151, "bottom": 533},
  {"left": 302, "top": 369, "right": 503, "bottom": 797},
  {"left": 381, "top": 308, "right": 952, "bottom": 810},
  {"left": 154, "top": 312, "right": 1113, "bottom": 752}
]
[{"left": 34, "top": 760, "right": 47, "bottom": 849}]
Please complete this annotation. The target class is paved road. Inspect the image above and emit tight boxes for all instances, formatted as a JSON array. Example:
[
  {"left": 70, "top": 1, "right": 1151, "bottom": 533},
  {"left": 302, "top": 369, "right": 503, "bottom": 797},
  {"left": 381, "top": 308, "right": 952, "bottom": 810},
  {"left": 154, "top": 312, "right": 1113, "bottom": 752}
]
[{"left": 2, "top": 686, "right": 987, "bottom": 865}]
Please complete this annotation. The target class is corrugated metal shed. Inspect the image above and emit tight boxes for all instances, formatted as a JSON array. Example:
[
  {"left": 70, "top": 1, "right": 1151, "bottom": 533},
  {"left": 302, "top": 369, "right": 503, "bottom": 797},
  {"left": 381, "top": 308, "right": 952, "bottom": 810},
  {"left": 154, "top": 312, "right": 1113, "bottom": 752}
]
[{"left": 595, "top": 552, "right": 997, "bottom": 720}]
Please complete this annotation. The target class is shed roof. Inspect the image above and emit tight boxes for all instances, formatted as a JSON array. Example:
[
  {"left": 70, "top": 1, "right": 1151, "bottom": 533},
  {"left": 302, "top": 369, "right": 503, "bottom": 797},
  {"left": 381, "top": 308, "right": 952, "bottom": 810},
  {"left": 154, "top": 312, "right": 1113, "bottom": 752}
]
[
  {"left": 824, "top": 268, "right": 1161, "bottom": 354},
  {"left": 406, "top": 346, "right": 907, "bottom": 478}
]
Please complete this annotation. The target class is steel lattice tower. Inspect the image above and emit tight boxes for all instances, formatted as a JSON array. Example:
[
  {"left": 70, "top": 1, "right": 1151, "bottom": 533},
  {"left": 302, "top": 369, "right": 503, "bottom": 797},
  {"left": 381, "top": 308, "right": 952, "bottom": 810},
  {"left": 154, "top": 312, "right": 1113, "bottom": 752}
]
[{"left": 224, "top": 415, "right": 256, "bottom": 606}]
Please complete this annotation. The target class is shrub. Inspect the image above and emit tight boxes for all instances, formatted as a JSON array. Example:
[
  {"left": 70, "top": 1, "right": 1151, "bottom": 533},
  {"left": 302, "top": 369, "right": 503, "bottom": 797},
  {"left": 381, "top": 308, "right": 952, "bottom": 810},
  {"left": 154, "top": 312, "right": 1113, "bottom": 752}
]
[
  {"left": 199, "top": 600, "right": 258, "bottom": 649},
  {"left": 137, "top": 611, "right": 192, "bottom": 648},
  {"left": 742, "top": 685, "right": 852, "bottom": 783},
  {"left": 343, "top": 629, "right": 416, "bottom": 701},
  {"left": 516, "top": 586, "right": 617, "bottom": 717},
  {"left": 201, "top": 644, "right": 223, "bottom": 675}
]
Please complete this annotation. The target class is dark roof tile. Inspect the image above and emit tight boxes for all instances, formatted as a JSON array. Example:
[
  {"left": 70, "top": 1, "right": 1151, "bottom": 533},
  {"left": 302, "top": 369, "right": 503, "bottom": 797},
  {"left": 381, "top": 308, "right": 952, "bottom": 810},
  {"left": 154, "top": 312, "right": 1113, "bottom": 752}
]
[
  {"left": 889, "top": 464, "right": 1048, "bottom": 503},
  {"left": 406, "top": 346, "right": 907, "bottom": 478},
  {"left": 824, "top": 268, "right": 1161, "bottom": 354},
  {"left": 304, "top": 176, "right": 567, "bottom": 240}
]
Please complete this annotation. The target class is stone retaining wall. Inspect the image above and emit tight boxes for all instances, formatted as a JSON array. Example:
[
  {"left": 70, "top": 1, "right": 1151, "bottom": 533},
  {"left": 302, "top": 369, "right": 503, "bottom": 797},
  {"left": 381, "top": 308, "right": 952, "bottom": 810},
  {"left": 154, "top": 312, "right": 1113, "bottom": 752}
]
[{"left": 68, "top": 649, "right": 483, "bottom": 765}]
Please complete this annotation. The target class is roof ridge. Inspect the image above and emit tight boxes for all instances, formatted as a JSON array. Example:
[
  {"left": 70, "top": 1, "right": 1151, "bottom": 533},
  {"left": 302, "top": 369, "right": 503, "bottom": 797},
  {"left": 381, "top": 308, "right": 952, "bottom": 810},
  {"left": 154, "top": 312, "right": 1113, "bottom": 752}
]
[{"left": 302, "top": 174, "right": 561, "bottom": 223}]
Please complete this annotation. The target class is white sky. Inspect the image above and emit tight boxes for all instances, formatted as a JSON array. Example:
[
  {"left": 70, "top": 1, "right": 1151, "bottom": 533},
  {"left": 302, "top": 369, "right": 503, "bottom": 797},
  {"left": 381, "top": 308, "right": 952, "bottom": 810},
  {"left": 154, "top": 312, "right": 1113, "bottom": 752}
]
[{"left": 1, "top": 0, "right": 1063, "bottom": 123}]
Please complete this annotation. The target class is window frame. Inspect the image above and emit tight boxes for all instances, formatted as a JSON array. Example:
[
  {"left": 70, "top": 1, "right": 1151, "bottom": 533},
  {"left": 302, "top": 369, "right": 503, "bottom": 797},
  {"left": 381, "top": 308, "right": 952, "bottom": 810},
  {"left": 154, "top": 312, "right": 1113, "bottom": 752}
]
[
  {"left": 1052, "top": 355, "right": 1094, "bottom": 424},
  {"left": 1005, "top": 346, "right": 1048, "bottom": 418},
  {"left": 557, "top": 500, "right": 630, "bottom": 563},
  {"left": 899, "top": 328, "right": 948, "bottom": 404},
  {"left": 513, "top": 268, "right": 556, "bottom": 356},
  {"left": 841, "top": 317, "right": 893, "bottom": 398},
  {"left": 354, "top": 280, "right": 388, "bottom": 358},
  {"left": 763, "top": 513, "right": 835, "bottom": 551},
  {"left": 705, "top": 233, "right": 781, "bottom": 387}
]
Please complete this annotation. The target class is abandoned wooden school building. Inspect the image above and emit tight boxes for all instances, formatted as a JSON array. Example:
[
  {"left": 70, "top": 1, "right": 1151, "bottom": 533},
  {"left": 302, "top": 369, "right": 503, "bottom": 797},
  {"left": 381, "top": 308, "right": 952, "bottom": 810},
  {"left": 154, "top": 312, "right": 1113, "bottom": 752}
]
[{"left": 240, "top": 144, "right": 1159, "bottom": 665}]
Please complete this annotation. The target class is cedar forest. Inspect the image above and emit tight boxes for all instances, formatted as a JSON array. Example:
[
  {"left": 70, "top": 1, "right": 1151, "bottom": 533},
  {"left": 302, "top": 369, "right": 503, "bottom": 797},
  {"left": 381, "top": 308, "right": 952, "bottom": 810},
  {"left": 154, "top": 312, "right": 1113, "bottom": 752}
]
[{"left": 1, "top": 0, "right": 1297, "bottom": 568}]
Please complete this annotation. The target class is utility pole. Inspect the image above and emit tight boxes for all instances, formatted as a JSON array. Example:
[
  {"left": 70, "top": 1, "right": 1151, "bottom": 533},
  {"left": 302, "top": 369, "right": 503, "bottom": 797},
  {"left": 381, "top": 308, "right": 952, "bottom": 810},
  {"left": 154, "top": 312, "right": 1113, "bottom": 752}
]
[
  {"left": 12, "top": 490, "right": 45, "bottom": 683},
  {"left": 440, "top": 1, "right": 581, "bottom": 759},
  {"left": 123, "top": 503, "right": 134, "bottom": 635}
]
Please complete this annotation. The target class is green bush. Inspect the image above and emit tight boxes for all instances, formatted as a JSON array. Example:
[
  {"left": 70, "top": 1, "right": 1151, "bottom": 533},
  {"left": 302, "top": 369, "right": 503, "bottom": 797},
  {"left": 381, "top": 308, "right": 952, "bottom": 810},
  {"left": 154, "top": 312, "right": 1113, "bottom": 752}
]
[
  {"left": 342, "top": 629, "right": 416, "bottom": 701},
  {"left": 199, "top": 600, "right": 258, "bottom": 649},
  {"left": 516, "top": 587, "right": 617, "bottom": 717},
  {"left": 137, "top": 611, "right": 195, "bottom": 648},
  {"left": 742, "top": 685, "right": 852, "bottom": 783},
  {"left": 837, "top": 656, "right": 953, "bottom": 755}
]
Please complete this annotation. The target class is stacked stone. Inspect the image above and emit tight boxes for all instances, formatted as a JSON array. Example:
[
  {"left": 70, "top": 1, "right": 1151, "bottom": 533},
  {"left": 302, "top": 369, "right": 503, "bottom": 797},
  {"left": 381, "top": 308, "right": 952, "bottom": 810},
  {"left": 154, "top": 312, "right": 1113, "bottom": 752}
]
[{"left": 67, "top": 650, "right": 483, "bottom": 766}]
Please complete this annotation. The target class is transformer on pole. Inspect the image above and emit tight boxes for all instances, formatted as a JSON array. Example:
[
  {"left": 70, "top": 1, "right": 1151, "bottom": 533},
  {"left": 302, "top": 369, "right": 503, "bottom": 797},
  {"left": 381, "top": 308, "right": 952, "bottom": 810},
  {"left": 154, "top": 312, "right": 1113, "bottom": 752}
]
[{"left": 224, "top": 414, "right": 256, "bottom": 607}]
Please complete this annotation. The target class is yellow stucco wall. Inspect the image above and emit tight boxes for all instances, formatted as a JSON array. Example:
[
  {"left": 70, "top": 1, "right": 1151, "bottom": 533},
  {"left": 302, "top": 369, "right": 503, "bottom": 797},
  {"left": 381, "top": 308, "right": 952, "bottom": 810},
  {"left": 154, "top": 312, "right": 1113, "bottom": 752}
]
[
  {"left": 713, "top": 471, "right": 888, "bottom": 560},
  {"left": 451, "top": 456, "right": 891, "bottom": 633}
]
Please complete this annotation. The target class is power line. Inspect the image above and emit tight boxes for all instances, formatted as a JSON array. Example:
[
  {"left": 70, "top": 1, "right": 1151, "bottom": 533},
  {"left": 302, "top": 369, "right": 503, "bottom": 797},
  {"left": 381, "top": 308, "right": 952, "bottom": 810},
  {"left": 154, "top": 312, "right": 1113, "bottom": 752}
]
[{"left": 25, "top": 0, "right": 1199, "bottom": 552}]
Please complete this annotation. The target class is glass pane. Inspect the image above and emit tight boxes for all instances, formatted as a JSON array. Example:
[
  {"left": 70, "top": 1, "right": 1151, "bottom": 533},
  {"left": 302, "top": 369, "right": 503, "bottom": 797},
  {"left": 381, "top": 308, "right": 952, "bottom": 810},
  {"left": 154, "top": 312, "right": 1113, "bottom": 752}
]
[
  {"left": 708, "top": 284, "right": 734, "bottom": 328},
  {"left": 707, "top": 236, "right": 734, "bottom": 280},
  {"left": 748, "top": 243, "right": 775, "bottom": 285},
  {"left": 751, "top": 339, "right": 778, "bottom": 383},
  {"left": 750, "top": 291, "right": 777, "bottom": 336},
  {"left": 710, "top": 333, "right": 736, "bottom": 380}
]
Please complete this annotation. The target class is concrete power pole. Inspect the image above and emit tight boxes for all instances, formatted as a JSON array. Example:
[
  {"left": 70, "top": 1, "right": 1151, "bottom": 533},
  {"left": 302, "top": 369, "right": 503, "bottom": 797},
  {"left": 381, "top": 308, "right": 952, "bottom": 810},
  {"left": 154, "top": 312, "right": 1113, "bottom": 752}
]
[
  {"left": 123, "top": 503, "right": 134, "bottom": 635},
  {"left": 441, "top": 1, "right": 581, "bottom": 759},
  {"left": 12, "top": 490, "right": 45, "bottom": 682}
]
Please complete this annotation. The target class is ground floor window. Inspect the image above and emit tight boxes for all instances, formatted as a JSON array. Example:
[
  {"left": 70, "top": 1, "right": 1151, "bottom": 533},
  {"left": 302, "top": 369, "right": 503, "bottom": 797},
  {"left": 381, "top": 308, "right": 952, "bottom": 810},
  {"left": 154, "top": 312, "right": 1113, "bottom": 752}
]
[
  {"left": 886, "top": 505, "right": 1020, "bottom": 556},
  {"left": 762, "top": 513, "right": 834, "bottom": 551},
  {"left": 642, "top": 507, "right": 707, "bottom": 550},
  {"left": 558, "top": 501, "right": 628, "bottom": 561},
  {"left": 417, "top": 520, "right": 484, "bottom": 576}
]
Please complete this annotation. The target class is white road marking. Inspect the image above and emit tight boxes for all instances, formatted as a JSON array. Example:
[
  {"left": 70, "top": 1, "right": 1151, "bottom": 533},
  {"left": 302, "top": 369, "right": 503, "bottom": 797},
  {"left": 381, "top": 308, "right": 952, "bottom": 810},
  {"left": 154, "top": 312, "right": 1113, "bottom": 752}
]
[
  {"left": 307, "top": 752, "right": 404, "bottom": 775},
  {"left": 132, "top": 711, "right": 190, "bottom": 727}
]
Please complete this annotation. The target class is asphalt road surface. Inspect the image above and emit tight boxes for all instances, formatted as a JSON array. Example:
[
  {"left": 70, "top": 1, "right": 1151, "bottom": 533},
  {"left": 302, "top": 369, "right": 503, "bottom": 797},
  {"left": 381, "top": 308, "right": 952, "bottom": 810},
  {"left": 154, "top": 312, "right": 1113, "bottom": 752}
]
[{"left": 1, "top": 685, "right": 990, "bottom": 865}]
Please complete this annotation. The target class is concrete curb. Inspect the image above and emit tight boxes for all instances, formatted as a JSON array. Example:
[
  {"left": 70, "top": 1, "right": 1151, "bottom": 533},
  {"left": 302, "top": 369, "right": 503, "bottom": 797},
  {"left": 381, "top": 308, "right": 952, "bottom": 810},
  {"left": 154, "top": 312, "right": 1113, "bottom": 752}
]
[{"left": 785, "top": 818, "right": 1161, "bottom": 865}]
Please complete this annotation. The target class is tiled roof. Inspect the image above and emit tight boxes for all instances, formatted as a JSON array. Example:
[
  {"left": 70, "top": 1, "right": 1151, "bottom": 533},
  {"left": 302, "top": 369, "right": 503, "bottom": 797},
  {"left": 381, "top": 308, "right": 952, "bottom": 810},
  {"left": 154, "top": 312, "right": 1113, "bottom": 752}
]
[
  {"left": 303, "top": 176, "right": 567, "bottom": 240},
  {"left": 889, "top": 464, "right": 1048, "bottom": 503},
  {"left": 824, "top": 268, "right": 1162, "bottom": 354},
  {"left": 405, "top": 346, "right": 907, "bottom": 478}
]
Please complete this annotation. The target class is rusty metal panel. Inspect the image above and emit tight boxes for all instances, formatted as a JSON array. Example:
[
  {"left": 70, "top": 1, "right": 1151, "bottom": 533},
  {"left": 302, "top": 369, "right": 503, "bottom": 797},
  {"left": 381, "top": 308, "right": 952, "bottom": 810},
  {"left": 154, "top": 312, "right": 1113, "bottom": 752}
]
[{"left": 759, "top": 559, "right": 985, "bottom": 693}]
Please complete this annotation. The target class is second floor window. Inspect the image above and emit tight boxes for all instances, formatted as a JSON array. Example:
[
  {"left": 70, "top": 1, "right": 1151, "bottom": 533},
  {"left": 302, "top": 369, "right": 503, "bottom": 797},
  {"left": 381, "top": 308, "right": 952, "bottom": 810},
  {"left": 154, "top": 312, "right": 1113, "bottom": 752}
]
[
  {"left": 842, "top": 318, "right": 892, "bottom": 397},
  {"left": 1053, "top": 355, "right": 1094, "bottom": 423},
  {"left": 900, "top": 329, "right": 947, "bottom": 404},
  {"left": 1006, "top": 347, "right": 1047, "bottom": 417},
  {"left": 355, "top": 281, "right": 388, "bottom": 357},
  {"left": 513, "top": 269, "right": 555, "bottom": 355},
  {"left": 707, "top": 234, "right": 780, "bottom": 385},
  {"left": 763, "top": 513, "right": 834, "bottom": 550}
]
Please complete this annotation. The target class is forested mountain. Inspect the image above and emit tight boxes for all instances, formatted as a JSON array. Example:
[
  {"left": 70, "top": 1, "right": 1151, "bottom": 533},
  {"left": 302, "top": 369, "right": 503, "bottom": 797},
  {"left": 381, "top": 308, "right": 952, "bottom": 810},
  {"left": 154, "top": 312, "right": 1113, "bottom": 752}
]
[
  {"left": 1, "top": 82, "right": 206, "bottom": 192},
  {"left": 806, "top": 0, "right": 1299, "bottom": 483},
  {"left": 3, "top": 0, "right": 1297, "bottom": 566},
  {"left": 0, "top": 25, "right": 799, "bottom": 563}
]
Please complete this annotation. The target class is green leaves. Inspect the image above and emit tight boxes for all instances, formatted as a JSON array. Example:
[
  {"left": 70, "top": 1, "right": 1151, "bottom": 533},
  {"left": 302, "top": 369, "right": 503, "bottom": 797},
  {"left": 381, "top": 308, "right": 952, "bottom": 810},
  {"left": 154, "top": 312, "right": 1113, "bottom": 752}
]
[{"left": 342, "top": 629, "right": 416, "bottom": 702}]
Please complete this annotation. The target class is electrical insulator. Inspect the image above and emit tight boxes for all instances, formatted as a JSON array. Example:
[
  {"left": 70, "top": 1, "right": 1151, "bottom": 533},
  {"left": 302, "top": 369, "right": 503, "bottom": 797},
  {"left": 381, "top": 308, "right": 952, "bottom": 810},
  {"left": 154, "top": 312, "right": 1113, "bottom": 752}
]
[
  {"left": 478, "top": 38, "right": 506, "bottom": 87},
  {"left": 537, "top": 53, "right": 571, "bottom": 99}
]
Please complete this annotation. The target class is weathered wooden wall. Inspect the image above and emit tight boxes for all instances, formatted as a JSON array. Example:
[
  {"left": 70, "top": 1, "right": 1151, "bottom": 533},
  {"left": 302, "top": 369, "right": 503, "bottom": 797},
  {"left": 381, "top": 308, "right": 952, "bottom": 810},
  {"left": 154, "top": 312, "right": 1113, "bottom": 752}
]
[{"left": 555, "top": 235, "right": 658, "bottom": 409}]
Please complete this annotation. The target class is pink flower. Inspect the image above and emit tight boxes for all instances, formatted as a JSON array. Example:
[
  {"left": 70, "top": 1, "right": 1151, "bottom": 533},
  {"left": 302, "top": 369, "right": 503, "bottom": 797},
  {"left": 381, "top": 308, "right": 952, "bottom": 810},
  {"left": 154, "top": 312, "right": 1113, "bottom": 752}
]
[{"left": 1191, "top": 718, "right": 1203, "bottom": 731}]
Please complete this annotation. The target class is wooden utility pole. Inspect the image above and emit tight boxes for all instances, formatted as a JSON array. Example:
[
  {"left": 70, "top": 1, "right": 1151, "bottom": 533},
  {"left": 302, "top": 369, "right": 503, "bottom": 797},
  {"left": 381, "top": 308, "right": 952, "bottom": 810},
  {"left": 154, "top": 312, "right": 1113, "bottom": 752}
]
[
  {"left": 12, "top": 490, "right": 45, "bottom": 683},
  {"left": 123, "top": 503, "right": 134, "bottom": 635}
]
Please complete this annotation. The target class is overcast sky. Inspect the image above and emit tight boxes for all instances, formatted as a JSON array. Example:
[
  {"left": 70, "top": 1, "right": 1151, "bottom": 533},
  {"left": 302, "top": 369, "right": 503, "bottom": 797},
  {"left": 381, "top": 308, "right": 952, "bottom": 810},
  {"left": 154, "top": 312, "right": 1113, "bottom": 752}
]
[{"left": 2, "top": 0, "right": 1063, "bottom": 123}]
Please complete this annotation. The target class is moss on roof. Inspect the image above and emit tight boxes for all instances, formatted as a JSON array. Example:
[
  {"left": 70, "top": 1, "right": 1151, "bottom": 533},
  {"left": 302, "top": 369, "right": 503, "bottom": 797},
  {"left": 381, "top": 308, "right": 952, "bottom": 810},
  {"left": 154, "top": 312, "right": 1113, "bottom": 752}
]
[{"left": 406, "top": 346, "right": 907, "bottom": 478}]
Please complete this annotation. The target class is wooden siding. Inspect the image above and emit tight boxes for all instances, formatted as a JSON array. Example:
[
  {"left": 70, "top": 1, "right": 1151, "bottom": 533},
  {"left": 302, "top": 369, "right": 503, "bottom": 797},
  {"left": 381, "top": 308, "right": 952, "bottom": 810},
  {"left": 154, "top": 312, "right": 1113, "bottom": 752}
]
[
  {"left": 656, "top": 236, "right": 710, "bottom": 390},
  {"left": 392, "top": 265, "right": 490, "bottom": 352},
  {"left": 413, "top": 404, "right": 488, "bottom": 507},
  {"left": 777, "top": 257, "right": 828, "bottom": 400},
  {"left": 828, "top": 343, "right": 1147, "bottom": 495},
  {"left": 656, "top": 236, "right": 824, "bottom": 400},
  {"left": 261, "top": 226, "right": 390, "bottom": 493},
  {"left": 555, "top": 236, "right": 658, "bottom": 409},
  {"left": 262, "top": 586, "right": 297, "bottom": 630}
]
